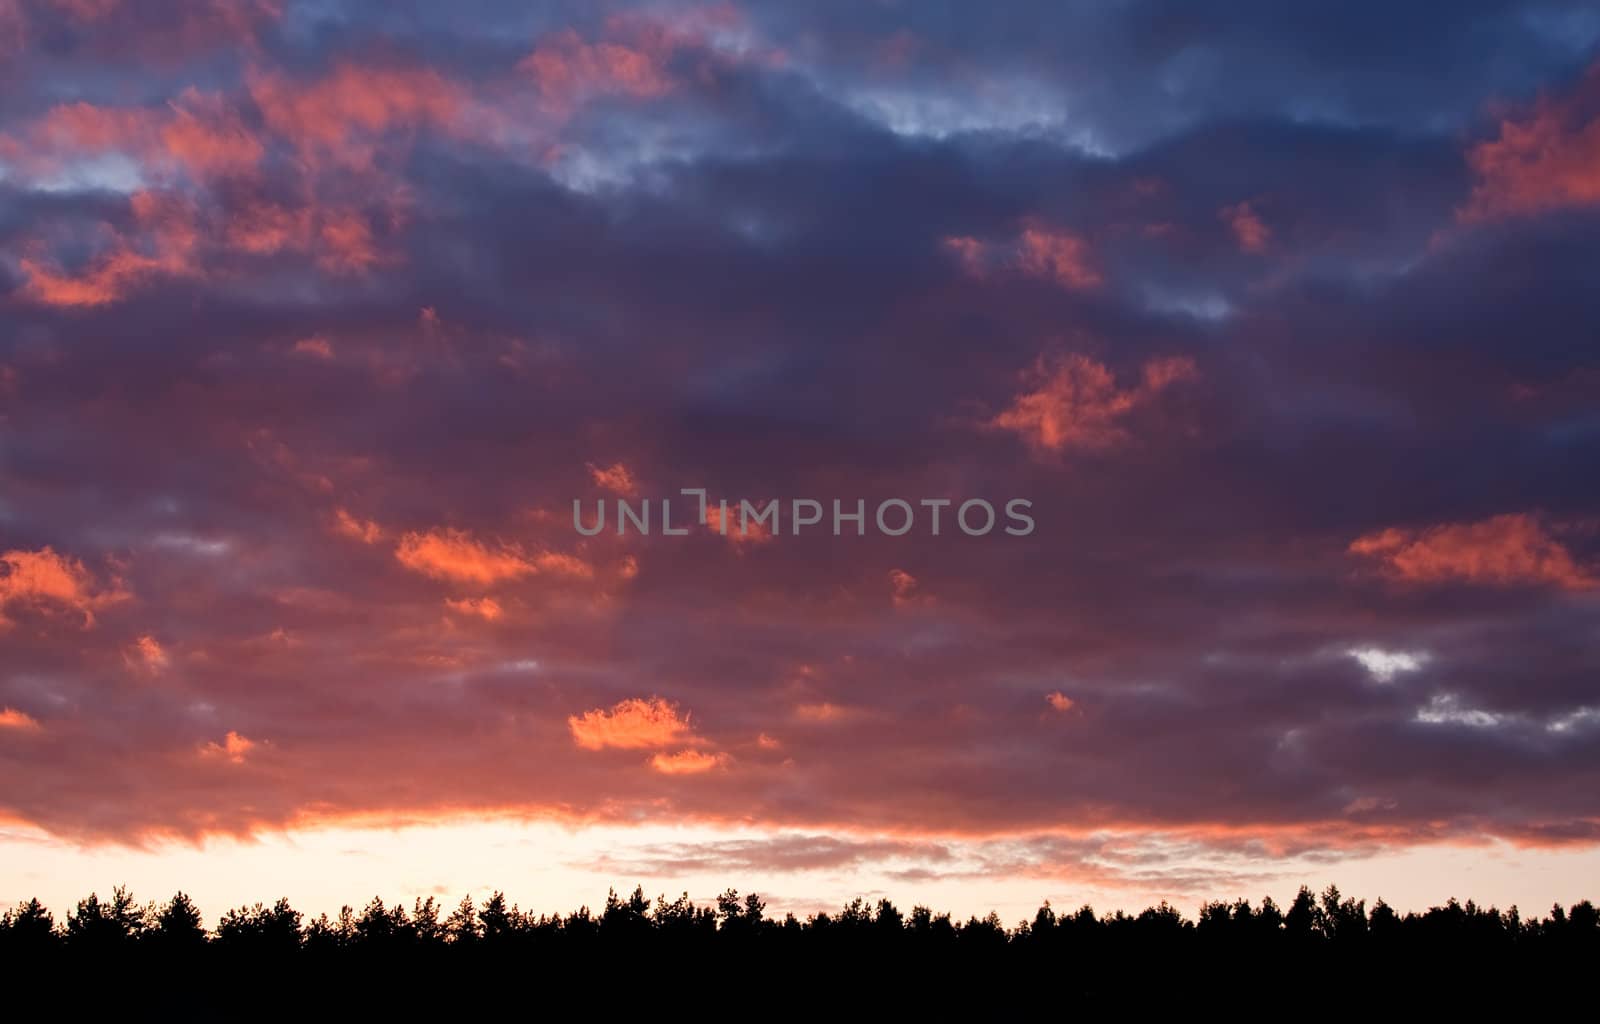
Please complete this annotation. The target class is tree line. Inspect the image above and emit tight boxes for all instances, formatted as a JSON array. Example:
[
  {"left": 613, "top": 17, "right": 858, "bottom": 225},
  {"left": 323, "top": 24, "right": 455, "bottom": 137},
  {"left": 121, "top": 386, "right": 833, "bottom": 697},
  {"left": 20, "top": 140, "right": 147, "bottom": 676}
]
[{"left": 3, "top": 883, "right": 1596, "bottom": 960}]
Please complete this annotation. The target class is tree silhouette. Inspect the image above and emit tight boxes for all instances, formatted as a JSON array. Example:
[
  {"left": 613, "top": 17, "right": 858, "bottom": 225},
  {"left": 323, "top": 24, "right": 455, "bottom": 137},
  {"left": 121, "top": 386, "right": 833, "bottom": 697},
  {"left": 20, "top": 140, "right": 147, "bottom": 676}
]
[
  {"left": 151, "top": 892, "right": 206, "bottom": 950},
  {"left": 64, "top": 886, "right": 144, "bottom": 950},
  {"left": 2, "top": 879, "right": 1595, "bottom": 995}
]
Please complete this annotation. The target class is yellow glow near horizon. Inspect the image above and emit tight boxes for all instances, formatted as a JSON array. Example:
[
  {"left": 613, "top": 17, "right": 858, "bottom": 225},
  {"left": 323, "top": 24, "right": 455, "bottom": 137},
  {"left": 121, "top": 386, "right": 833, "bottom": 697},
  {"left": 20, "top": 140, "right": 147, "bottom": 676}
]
[{"left": 3, "top": 820, "right": 1596, "bottom": 926}]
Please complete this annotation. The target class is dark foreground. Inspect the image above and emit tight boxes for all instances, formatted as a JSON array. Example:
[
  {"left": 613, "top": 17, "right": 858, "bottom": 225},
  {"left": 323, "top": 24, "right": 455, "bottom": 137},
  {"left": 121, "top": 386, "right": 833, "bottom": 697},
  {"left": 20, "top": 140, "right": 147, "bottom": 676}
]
[{"left": 3, "top": 885, "right": 1595, "bottom": 1008}]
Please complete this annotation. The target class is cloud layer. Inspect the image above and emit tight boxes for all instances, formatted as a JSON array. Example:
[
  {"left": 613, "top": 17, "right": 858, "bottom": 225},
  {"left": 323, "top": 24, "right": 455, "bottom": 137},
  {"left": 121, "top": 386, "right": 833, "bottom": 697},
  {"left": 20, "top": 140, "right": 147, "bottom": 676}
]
[{"left": 2, "top": 1, "right": 1599, "bottom": 897}]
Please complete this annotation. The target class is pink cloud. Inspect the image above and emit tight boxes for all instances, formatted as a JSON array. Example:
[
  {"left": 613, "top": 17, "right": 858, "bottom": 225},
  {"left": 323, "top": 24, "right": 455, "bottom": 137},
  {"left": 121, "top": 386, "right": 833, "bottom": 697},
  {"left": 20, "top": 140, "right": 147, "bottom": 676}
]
[
  {"left": 247, "top": 63, "right": 466, "bottom": 169},
  {"left": 199, "top": 730, "right": 257, "bottom": 764},
  {"left": 946, "top": 224, "right": 1102, "bottom": 290},
  {"left": 18, "top": 191, "right": 202, "bottom": 307},
  {"left": 0, "top": 707, "right": 42, "bottom": 732},
  {"left": 292, "top": 336, "right": 335, "bottom": 360},
  {"left": 588, "top": 461, "right": 638, "bottom": 496},
  {"left": 1463, "top": 62, "right": 1600, "bottom": 221},
  {"left": 124, "top": 635, "right": 169, "bottom": 675},
  {"left": 987, "top": 353, "right": 1197, "bottom": 454},
  {"left": 1220, "top": 200, "right": 1270, "bottom": 251},
  {"left": 0, "top": 547, "right": 126, "bottom": 628},
  {"left": 444, "top": 596, "right": 504, "bottom": 622},
  {"left": 394, "top": 528, "right": 541, "bottom": 585},
  {"left": 330, "top": 508, "right": 382, "bottom": 545},
  {"left": 1350, "top": 513, "right": 1595, "bottom": 590},
  {"left": 569, "top": 697, "right": 695, "bottom": 750},
  {"left": 650, "top": 749, "right": 729, "bottom": 775},
  {"left": 1017, "top": 227, "right": 1102, "bottom": 289}
]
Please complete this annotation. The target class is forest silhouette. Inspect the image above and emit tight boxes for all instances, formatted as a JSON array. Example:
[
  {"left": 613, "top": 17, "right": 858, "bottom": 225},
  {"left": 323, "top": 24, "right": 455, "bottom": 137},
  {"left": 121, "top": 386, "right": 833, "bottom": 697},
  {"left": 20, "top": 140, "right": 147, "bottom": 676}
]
[
  {"left": 3, "top": 884, "right": 1595, "bottom": 1013},
  {"left": 4, "top": 883, "right": 1596, "bottom": 975}
]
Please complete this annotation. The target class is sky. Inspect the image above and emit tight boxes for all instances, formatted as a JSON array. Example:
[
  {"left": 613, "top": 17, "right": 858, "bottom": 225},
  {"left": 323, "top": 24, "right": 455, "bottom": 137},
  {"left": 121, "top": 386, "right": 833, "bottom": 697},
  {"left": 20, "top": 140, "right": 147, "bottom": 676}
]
[{"left": 2, "top": 0, "right": 1600, "bottom": 925}]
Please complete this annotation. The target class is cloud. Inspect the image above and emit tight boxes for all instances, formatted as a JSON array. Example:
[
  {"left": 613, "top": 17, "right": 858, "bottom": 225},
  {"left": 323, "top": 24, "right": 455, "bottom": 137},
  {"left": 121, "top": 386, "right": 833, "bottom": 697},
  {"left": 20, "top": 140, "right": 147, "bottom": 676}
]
[
  {"left": 199, "top": 731, "right": 257, "bottom": 764},
  {"left": 1414, "top": 694, "right": 1503, "bottom": 729},
  {"left": 793, "top": 702, "right": 850, "bottom": 724},
  {"left": 2, "top": 0, "right": 1600, "bottom": 881},
  {"left": 124, "top": 634, "right": 169, "bottom": 675},
  {"left": 590, "top": 833, "right": 950, "bottom": 876},
  {"left": 945, "top": 224, "right": 1101, "bottom": 289},
  {"left": 889, "top": 569, "right": 920, "bottom": 606},
  {"left": 0, "top": 90, "right": 261, "bottom": 184},
  {"left": 17, "top": 192, "right": 202, "bottom": 307},
  {"left": 0, "top": 708, "right": 42, "bottom": 732},
  {"left": 1017, "top": 227, "right": 1102, "bottom": 289},
  {"left": 987, "top": 353, "right": 1197, "bottom": 454},
  {"left": 1045, "top": 691, "right": 1076, "bottom": 713},
  {"left": 518, "top": 25, "right": 675, "bottom": 114},
  {"left": 1349, "top": 514, "right": 1594, "bottom": 590},
  {"left": 332, "top": 508, "right": 384, "bottom": 545},
  {"left": 292, "top": 336, "right": 334, "bottom": 360},
  {"left": 1463, "top": 62, "right": 1600, "bottom": 221},
  {"left": 705, "top": 503, "right": 773, "bottom": 545},
  {"left": 0, "top": 547, "right": 125, "bottom": 628},
  {"left": 649, "top": 749, "right": 728, "bottom": 775},
  {"left": 392, "top": 529, "right": 590, "bottom": 585},
  {"left": 246, "top": 62, "right": 467, "bottom": 170},
  {"left": 587, "top": 461, "right": 638, "bottom": 496},
  {"left": 1347, "top": 648, "right": 1426, "bottom": 684},
  {"left": 444, "top": 596, "right": 503, "bottom": 621},
  {"left": 569, "top": 697, "right": 695, "bottom": 751},
  {"left": 1221, "top": 201, "right": 1270, "bottom": 251}
]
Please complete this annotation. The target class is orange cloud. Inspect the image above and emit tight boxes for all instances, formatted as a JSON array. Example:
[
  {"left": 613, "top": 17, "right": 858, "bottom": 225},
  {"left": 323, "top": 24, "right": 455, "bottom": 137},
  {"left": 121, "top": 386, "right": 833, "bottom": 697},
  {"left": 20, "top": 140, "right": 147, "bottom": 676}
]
[
  {"left": 518, "top": 26, "right": 676, "bottom": 115},
  {"left": 220, "top": 198, "right": 386, "bottom": 274},
  {"left": 705, "top": 503, "right": 773, "bottom": 545},
  {"left": 944, "top": 224, "right": 1101, "bottom": 289},
  {"left": 2, "top": 89, "right": 262, "bottom": 184},
  {"left": 9, "top": 100, "right": 144, "bottom": 159},
  {"left": 199, "top": 730, "right": 257, "bottom": 764},
  {"left": 794, "top": 701, "right": 849, "bottom": 723},
  {"left": 1017, "top": 227, "right": 1102, "bottom": 289},
  {"left": 569, "top": 696, "right": 693, "bottom": 751},
  {"left": 0, "top": 707, "right": 41, "bottom": 732},
  {"left": 1221, "top": 201, "right": 1270, "bottom": 251},
  {"left": 988, "top": 353, "right": 1197, "bottom": 454},
  {"left": 394, "top": 528, "right": 534, "bottom": 584},
  {"left": 394, "top": 528, "right": 592, "bottom": 585},
  {"left": 649, "top": 749, "right": 728, "bottom": 775},
  {"left": 1350, "top": 513, "right": 1595, "bottom": 590},
  {"left": 316, "top": 209, "right": 381, "bottom": 273},
  {"left": 18, "top": 191, "right": 201, "bottom": 307},
  {"left": 158, "top": 90, "right": 264, "bottom": 176},
  {"left": 889, "top": 568, "right": 921, "bottom": 606},
  {"left": 331, "top": 508, "right": 383, "bottom": 544},
  {"left": 3, "top": 84, "right": 415, "bottom": 302},
  {"left": 1463, "top": 64, "right": 1600, "bottom": 220},
  {"left": 124, "top": 635, "right": 169, "bottom": 675},
  {"left": 225, "top": 201, "right": 311, "bottom": 255},
  {"left": 587, "top": 461, "right": 638, "bottom": 496},
  {"left": 292, "top": 336, "right": 334, "bottom": 359},
  {"left": 533, "top": 551, "right": 595, "bottom": 578},
  {"left": 445, "top": 596, "right": 504, "bottom": 621},
  {"left": 0, "top": 546, "right": 125, "bottom": 627},
  {"left": 1046, "top": 691, "right": 1076, "bottom": 713},
  {"left": 248, "top": 63, "right": 465, "bottom": 169}
]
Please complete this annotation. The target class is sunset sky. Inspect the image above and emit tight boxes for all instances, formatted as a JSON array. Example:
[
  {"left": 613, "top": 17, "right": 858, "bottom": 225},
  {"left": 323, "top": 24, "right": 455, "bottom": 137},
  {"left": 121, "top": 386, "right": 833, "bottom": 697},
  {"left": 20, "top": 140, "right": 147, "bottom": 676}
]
[{"left": 3, "top": 0, "right": 1600, "bottom": 925}]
